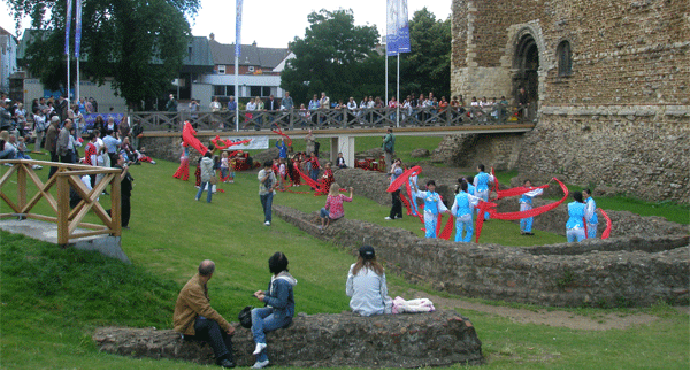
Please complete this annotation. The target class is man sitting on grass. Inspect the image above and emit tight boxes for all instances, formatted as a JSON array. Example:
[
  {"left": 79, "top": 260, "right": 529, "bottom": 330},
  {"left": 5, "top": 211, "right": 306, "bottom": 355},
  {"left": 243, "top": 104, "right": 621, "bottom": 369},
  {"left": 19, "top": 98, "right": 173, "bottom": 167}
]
[{"left": 174, "top": 260, "right": 236, "bottom": 368}]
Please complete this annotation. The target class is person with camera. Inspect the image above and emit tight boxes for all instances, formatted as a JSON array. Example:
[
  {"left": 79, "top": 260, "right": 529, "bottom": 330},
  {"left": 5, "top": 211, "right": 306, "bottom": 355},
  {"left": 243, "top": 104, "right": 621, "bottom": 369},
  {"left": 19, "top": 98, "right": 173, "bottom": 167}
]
[
  {"left": 258, "top": 161, "right": 276, "bottom": 226},
  {"left": 250, "top": 252, "right": 297, "bottom": 369}
]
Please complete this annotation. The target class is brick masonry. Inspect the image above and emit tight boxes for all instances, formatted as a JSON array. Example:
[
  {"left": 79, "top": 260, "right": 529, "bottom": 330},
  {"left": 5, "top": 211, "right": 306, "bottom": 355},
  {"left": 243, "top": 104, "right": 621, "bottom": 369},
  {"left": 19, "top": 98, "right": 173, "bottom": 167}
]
[{"left": 450, "top": 0, "right": 690, "bottom": 203}]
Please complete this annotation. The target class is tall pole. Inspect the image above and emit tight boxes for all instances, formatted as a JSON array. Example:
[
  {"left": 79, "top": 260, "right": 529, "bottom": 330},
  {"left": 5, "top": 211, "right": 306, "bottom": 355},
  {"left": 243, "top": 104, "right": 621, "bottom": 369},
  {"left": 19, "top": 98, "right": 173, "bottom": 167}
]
[
  {"left": 76, "top": 56, "right": 80, "bottom": 109},
  {"left": 235, "top": 54, "right": 239, "bottom": 132},
  {"left": 67, "top": 50, "right": 70, "bottom": 102},
  {"left": 396, "top": 54, "right": 400, "bottom": 127},
  {"left": 385, "top": 53, "right": 389, "bottom": 107}
]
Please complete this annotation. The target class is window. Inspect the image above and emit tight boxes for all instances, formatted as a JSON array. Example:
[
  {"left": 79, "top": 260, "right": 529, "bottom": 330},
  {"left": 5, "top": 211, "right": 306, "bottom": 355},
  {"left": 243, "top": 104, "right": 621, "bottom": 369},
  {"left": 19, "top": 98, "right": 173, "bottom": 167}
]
[
  {"left": 217, "top": 65, "right": 226, "bottom": 74},
  {"left": 262, "top": 86, "right": 271, "bottom": 97},
  {"left": 250, "top": 86, "right": 262, "bottom": 97},
  {"left": 214, "top": 85, "right": 225, "bottom": 96},
  {"left": 557, "top": 41, "right": 572, "bottom": 77},
  {"left": 225, "top": 86, "right": 235, "bottom": 96}
]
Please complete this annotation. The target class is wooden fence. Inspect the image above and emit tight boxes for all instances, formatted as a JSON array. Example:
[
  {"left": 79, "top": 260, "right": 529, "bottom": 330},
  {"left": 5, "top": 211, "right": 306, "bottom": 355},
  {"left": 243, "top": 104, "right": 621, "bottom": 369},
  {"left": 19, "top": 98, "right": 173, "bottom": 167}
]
[
  {"left": 129, "top": 104, "right": 536, "bottom": 133},
  {"left": 0, "top": 159, "right": 123, "bottom": 244}
]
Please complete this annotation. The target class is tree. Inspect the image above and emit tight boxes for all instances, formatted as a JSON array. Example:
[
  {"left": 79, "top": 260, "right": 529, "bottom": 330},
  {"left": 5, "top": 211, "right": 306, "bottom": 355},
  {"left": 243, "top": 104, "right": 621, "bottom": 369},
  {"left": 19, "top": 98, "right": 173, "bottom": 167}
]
[
  {"left": 281, "top": 9, "right": 380, "bottom": 105},
  {"left": 9, "top": 0, "right": 198, "bottom": 109},
  {"left": 399, "top": 8, "right": 452, "bottom": 99}
]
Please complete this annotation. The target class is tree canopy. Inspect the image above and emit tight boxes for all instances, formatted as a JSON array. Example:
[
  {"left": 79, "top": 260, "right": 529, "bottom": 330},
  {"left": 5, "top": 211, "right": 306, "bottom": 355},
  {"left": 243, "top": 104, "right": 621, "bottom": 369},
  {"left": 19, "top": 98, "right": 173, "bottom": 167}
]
[
  {"left": 280, "top": 9, "right": 381, "bottom": 105},
  {"left": 281, "top": 7, "right": 452, "bottom": 106},
  {"left": 9, "top": 0, "right": 199, "bottom": 109}
]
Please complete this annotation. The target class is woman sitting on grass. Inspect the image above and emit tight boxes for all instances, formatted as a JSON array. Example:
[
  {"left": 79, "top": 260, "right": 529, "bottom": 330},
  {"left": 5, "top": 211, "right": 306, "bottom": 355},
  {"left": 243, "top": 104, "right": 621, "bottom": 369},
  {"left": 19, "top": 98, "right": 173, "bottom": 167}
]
[
  {"left": 319, "top": 183, "right": 353, "bottom": 230},
  {"left": 346, "top": 246, "right": 388, "bottom": 317}
]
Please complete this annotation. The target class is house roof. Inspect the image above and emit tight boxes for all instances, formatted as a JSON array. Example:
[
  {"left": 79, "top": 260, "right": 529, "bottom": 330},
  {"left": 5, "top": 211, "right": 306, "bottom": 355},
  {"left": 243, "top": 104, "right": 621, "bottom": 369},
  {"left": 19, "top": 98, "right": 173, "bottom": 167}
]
[{"left": 208, "top": 40, "right": 290, "bottom": 69}]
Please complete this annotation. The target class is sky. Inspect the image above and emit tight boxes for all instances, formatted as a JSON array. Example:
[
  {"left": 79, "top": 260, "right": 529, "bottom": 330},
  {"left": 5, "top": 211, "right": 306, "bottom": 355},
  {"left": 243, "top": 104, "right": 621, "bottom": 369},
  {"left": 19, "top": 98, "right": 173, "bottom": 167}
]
[{"left": 1, "top": 1, "right": 452, "bottom": 48}]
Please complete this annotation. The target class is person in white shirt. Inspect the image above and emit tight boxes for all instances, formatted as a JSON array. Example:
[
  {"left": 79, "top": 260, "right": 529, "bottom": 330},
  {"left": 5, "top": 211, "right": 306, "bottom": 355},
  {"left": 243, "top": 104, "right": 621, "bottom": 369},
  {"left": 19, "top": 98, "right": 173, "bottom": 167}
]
[{"left": 346, "top": 246, "right": 388, "bottom": 317}]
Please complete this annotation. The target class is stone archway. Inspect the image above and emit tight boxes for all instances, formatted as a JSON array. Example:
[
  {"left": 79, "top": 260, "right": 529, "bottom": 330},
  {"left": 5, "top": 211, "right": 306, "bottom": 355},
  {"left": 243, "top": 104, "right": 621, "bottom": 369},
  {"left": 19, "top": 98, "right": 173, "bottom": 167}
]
[{"left": 513, "top": 31, "right": 540, "bottom": 107}]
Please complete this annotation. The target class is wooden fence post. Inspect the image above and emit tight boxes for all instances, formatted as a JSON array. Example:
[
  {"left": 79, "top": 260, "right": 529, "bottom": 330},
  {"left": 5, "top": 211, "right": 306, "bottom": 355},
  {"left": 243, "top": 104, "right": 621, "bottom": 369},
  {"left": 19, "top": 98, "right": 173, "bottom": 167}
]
[{"left": 56, "top": 172, "right": 70, "bottom": 245}]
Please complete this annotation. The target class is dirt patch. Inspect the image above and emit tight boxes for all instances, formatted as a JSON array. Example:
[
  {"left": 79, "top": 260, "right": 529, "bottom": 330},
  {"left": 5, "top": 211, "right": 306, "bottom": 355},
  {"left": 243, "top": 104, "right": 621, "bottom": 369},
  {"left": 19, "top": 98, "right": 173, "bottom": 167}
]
[{"left": 406, "top": 290, "right": 662, "bottom": 331}]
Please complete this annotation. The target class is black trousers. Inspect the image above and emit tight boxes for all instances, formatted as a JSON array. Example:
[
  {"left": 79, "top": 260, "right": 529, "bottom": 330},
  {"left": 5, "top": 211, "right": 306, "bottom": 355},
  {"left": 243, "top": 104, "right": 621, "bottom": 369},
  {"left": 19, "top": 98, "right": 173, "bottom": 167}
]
[
  {"left": 48, "top": 151, "right": 59, "bottom": 179},
  {"left": 191, "top": 316, "right": 234, "bottom": 360},
  {"left": 390, "top": 190, "right": 402, "bottom": 219},
  {"left": 121, "top": 194, "right": 131, "bottom": 227}
]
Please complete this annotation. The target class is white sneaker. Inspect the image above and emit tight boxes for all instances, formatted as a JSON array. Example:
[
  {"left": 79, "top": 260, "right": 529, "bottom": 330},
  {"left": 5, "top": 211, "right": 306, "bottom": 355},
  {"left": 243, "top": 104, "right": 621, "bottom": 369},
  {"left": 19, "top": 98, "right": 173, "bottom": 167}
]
[
  {"left": 194, "top": 197, "right": 199, "bottom": 201},
  {"left": 384, "top": 217, "right": 391, "bottom": 220},
  {"left": 253, "top": 342, "right": 267, "bottom": 355},
  {"left": 264, "top": 221, "right": 270, "bottom": 226},
  {"left": 251, "top": 360, "right": 269, "bottom": 369}
]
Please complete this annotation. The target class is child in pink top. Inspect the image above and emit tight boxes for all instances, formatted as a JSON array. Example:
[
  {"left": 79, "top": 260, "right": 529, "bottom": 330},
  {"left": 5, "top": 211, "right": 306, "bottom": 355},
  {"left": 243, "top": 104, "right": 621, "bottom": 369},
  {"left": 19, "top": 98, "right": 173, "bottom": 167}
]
[{"left": 319, "top": 183, "right": 354, "bottom": 229}]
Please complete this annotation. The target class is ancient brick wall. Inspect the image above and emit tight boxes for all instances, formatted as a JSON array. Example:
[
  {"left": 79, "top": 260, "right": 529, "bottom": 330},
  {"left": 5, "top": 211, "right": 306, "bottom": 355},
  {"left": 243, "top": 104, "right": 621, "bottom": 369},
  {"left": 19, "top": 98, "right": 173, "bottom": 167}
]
[
  {"left": 274, "top": 205, "right": 689, "bottom": 308},
  {"left": 451, "top": 0, "right": 690, "bottom": 203}
]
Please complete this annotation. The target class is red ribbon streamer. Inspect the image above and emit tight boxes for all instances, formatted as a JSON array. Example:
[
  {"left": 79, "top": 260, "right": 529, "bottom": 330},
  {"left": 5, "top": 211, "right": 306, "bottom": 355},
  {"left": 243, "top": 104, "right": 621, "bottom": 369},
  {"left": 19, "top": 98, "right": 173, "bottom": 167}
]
[
  {"left": 600, "top": 209, "right": 612, "bottom": 239},
  {"left": 475, "top": 178, "right": 569, "bottom": 242},
  {"left": 211, "top": 135, "right": 252, "bottom": 150},
  {"left": 496, "top": 185, "right": 550, "bottom": 199},
  {"left": 439, "top": 214, "right": 455, "bottom": 240},
  {"left": 182, "top": 121, "right": 208, "bottom": 156},
  {"left": 386, "top": 166, "right": 422, "bottom": 193},
  {"left": 272, "top": 128, "right": 292, "bottom": 147}
]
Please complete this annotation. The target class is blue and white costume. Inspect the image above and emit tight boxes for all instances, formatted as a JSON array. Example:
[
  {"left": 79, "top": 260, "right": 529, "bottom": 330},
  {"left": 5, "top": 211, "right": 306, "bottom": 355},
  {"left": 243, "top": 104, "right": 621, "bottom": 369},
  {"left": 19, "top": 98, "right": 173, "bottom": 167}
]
[
  {"left": 408, "top": 174, "right": 419, "bottom": 216},
  {"left": 566, "top": 201, "right": 586, "bottom": 242},
  {"left": 414, "top": 190, "right": 447, "bottom": 239},
  {"left": 519, "top": 187, "right": 544, "bottom": 233},
  {"left": 584, "top": 196, "right": 598, "bottom": 239},
  {"left": 474, "top": 171, "right": 494, "bottom": 219},
  {"left": 451, "top": 191, "right": 480, "bottom": 242}
]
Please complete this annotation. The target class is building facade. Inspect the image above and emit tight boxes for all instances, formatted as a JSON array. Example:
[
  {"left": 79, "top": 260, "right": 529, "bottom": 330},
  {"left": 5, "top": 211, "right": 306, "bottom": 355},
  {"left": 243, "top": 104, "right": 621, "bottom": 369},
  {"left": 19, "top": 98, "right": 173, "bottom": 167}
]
[{"left": 451, "top": 0, "right": 689, "bottom": 202}]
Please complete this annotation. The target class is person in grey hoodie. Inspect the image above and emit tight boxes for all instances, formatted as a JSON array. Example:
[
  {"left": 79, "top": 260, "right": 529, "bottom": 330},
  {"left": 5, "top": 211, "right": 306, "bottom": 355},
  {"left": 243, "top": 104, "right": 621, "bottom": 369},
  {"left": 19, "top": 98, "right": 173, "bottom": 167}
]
[
  {"left": 195, "top": 152, "right": 215, "bottom": 203},
  {"left": 251, "top": 252, "right": 297, "bottom": 369}
]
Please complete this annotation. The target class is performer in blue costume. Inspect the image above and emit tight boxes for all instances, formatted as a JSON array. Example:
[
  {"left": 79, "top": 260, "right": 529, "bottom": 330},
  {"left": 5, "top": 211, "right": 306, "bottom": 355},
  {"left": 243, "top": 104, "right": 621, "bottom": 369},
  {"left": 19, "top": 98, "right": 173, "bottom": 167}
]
[
  {"left": 413, "top": 180, "right": 449, "bottom": 239},
  {"left": 519, "top": 179, "right": 544, "bottom": 235},
  {"left": 566, "top": 192, "right": 586, "bottom": 242},
  {"left": 466, "top": 176, "right": 476, "bottom": 196},
  {"left": 473, "top": 165, "right": 494, "bottom": 219},
  {"left": 451, "top": 181, "right": 480, "bottom": 242},
  {"left": 583, "top": 188, "right": 598, "bottom": 239},
  {"left": 408, "top": 172, "right": 419, "bottom": 216}
]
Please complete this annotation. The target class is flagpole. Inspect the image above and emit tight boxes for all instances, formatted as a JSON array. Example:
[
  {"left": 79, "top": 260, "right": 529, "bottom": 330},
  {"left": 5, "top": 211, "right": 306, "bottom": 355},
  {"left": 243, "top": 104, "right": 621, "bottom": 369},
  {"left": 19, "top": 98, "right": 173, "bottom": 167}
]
[
  {"left": 397, "top": 54, "right": 400, "bottom": 127},
  {"left": 235, "top": 0, "right": 243, "bottom": 132}
]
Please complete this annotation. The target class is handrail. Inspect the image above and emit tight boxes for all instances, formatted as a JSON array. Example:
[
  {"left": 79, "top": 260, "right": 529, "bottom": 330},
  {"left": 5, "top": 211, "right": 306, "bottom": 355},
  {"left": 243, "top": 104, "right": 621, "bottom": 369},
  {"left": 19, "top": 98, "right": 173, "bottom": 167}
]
[
  {"left": 127, "top": 104, "right": 536, "bottom": 133},
  {"left": 0, "top": 159, "right": 123, "bottom": 245}
]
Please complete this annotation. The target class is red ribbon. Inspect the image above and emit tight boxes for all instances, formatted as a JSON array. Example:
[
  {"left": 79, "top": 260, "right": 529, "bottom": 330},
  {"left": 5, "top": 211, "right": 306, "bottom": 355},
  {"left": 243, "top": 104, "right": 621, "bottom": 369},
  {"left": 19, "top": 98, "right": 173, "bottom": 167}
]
[
  {"left": 439, "top": 214, "right": 455, "bottom": 240},
  {"left": 600, "top": 209, "right": 612, "bottom": 239},
  {"left": 272, "top": 128, "right": 292, "bottom": 147},
  {"left": 211, "top": 135, "right": 252, "bottom": 150},
  {"left": 496, "top": 185, "right": 550, "bottom": 199},
  {"left": 182, "top": 121, "right": 208, "bottom": 156},
  {"left": 475, "top": 178, "right": 569, "bottom": 242},
  {"left": 387, "top": 166, "right": 422, "bottom": 193}
]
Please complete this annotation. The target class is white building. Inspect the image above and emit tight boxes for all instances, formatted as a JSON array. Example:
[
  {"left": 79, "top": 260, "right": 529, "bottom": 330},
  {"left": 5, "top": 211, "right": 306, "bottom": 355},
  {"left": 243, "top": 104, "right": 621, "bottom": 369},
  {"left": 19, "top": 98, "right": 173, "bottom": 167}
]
[{"left": 0, "top": 27, "right": 18, "bottom": 96}]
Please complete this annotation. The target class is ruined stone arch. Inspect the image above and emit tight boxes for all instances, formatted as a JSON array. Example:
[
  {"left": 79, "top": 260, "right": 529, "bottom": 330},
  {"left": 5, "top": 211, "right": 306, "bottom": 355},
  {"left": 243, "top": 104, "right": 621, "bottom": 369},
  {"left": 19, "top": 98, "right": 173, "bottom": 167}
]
[{"left": 512, "top": 26, "right": 543, "bottom": 106}]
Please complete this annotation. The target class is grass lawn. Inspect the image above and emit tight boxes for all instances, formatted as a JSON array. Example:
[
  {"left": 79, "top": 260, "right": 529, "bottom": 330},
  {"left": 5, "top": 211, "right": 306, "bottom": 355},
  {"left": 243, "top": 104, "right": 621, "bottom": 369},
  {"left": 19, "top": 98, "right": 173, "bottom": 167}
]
[{"left": 0, "top": 155, "right": 688, "bottom": 369}]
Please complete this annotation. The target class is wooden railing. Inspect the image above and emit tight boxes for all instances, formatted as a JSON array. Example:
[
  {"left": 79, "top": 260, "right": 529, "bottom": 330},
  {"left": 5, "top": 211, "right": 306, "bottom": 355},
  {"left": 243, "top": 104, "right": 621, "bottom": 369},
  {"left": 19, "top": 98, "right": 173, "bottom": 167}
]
[
  {"left": 129, "top": 104, "right": 536, "bottom": 133},
  {"left": 0, "top": 159, "right": 123, "bottom": 245}
]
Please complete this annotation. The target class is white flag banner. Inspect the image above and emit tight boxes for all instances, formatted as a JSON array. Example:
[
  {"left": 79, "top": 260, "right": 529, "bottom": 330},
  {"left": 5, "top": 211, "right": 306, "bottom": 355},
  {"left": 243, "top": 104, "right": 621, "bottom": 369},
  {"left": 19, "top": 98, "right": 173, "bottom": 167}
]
[
  {"left": 222, "top": 136, "right": 268, "bottom": 150},
  {"left": 236, "top": 0, "right": 243, "bottom": 57}
]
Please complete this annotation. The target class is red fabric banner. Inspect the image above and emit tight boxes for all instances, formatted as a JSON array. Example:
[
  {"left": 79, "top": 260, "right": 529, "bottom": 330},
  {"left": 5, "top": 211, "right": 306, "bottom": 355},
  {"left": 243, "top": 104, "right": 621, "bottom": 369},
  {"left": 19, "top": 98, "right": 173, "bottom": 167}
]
[
  {"left": 495, "top": 185, "right": 550, "bottom": 199},
  {"left": 475, "top": 178, "right": 569, "bottom": 242},
  {"left": 211, "top": 135, "right": 252, "bottom": 150},
  {"left": 439, "top": 214, "right": 455, "bottom": 240},
  {"left": 182, "top": 121, "right": 208, "bottom": 156},
  {"left": 600, "top": 209, "right": 612, "bottom": 240}
]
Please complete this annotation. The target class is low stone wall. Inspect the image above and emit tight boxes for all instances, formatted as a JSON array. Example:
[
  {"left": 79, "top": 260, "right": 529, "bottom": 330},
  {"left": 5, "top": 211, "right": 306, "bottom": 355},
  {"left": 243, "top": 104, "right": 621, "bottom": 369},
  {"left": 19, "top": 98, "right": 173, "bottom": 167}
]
[
  {"left": 93, "top": 310, "right": 483, "bottom": 368},
  {"left": 274, "top": 205, "right": 689, "bottom": 308}
]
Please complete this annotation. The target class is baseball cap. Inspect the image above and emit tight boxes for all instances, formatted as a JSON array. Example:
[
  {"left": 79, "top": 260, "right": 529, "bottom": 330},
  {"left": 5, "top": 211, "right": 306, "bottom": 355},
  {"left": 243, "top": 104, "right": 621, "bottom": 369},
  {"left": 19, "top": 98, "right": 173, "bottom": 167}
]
[{"left": 359, "top": 245, "right": 375, "bottom": 259}]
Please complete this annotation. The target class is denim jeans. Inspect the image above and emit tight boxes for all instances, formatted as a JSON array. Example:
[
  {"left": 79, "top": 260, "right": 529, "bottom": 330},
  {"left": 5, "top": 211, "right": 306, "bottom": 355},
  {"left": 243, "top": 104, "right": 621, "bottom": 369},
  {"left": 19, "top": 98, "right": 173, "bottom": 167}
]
[
  {"left": 196, "top": 181, "right": 213, "bottom": 203},
  {"left": 251, "top": 307, "right": 291, "bottom": 362},
  {"left": 320, "top": 208, "right": 329, "bottom": 219},
  {"left": 260, "top": 192, "right": 273, "bottom": 222}
]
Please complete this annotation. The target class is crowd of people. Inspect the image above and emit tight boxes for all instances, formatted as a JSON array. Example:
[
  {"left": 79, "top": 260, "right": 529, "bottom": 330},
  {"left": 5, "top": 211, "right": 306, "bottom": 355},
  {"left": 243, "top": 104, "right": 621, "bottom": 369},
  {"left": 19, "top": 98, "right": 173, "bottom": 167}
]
[{"left": 175, "top": 245, "right": 387, "bottom": 369}]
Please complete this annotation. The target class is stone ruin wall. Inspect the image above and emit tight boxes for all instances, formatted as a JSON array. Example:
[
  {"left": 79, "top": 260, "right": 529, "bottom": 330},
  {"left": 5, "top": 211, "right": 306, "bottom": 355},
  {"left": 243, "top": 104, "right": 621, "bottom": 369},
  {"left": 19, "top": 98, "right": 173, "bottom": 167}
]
[
  {"left": 274, "top": 204, "right": 689, "bottom": 308},
  {"left": 451, "top": 0, "right": 690, "bottom": 203},
  {"left": 93, "top": 310, "right": 483, "bottom": 368}
]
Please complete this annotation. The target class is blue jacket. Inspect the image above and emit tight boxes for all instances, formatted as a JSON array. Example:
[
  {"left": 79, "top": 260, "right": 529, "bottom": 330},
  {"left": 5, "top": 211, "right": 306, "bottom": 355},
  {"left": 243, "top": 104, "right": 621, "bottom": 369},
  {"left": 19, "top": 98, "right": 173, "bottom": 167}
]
[
  {"left": 264, "top": 272, "right": 297, "bottom": 324},
  {"left": 566, "top": 202, "right": 586, "bottom": 229},
  {"left": 275, "top": 140, "right": 287, "bottom": 158}
]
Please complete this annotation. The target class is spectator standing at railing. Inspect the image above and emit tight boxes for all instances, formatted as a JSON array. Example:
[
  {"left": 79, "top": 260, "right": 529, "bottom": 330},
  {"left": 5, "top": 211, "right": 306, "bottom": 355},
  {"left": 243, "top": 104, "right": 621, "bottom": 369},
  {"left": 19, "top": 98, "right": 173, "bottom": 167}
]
[
  {"left": 282, "top": 92, "right": 293, "bottom": 111},
  {"left": 346, "top": 97, "right": 357, "bottom": 123},
  {"left": 320, "top": 92, "right": 330, "bottom": 109},
  {"left": 388, "top": 96, "right": 398, "bottom": 123},
  {"left": 267, "top": 95, "right": 279, "bottom": 125},
  {"left": 382, "top": 128, "right": 395, "bottom": 172},
  {"left": 305, "top": 129, "right": 315, "bottom": 155},
  {"left": 166, "top": 94, "right": 178, "bottom": 112},
  {"left": 517, "top": 87, "right": 529, "bottom": 119},
  {"left": 255, "top": 96, "right": 264, "bottom": 126},
  {"left": 499, "top": 96, "right": 509, "bottom": 119}
]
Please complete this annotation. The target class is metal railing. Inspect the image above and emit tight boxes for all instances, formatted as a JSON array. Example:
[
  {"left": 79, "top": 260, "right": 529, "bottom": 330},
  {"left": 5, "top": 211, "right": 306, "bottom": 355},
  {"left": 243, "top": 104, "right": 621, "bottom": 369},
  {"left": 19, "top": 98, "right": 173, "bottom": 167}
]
[
  {"left": 0, "top": 159, "right": 123, "bottom": 244},
  {"left": 129, "top": 104, "right": 536, "bottom": 133}
]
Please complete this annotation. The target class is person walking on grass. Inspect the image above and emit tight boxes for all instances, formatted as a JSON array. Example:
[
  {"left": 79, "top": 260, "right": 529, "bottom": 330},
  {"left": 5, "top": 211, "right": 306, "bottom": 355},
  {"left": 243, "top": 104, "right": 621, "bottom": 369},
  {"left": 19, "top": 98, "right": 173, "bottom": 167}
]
[
  {"left": 195, "top": 152, "right": 215, "bottom": 203},
  {"left": 519, "top": 179, "right": 544, "bottom": 235},
  {"left": 258, "top": 161, "right": 276, "bottom": 226}
]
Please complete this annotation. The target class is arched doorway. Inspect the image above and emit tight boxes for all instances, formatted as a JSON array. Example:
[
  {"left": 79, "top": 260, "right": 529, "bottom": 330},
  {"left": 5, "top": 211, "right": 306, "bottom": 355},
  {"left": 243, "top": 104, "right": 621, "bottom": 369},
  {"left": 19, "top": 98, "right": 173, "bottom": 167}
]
[{"left": 513, "top": 33, "right": 539, "bottom": 110}]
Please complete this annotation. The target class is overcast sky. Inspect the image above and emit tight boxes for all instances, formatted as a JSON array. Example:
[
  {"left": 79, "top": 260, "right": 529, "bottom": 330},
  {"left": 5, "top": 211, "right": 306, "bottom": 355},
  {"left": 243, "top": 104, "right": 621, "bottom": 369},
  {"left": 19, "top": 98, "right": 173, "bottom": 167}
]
[{"left": 2, "top": 1, "right": 452, "bottom": 48}]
